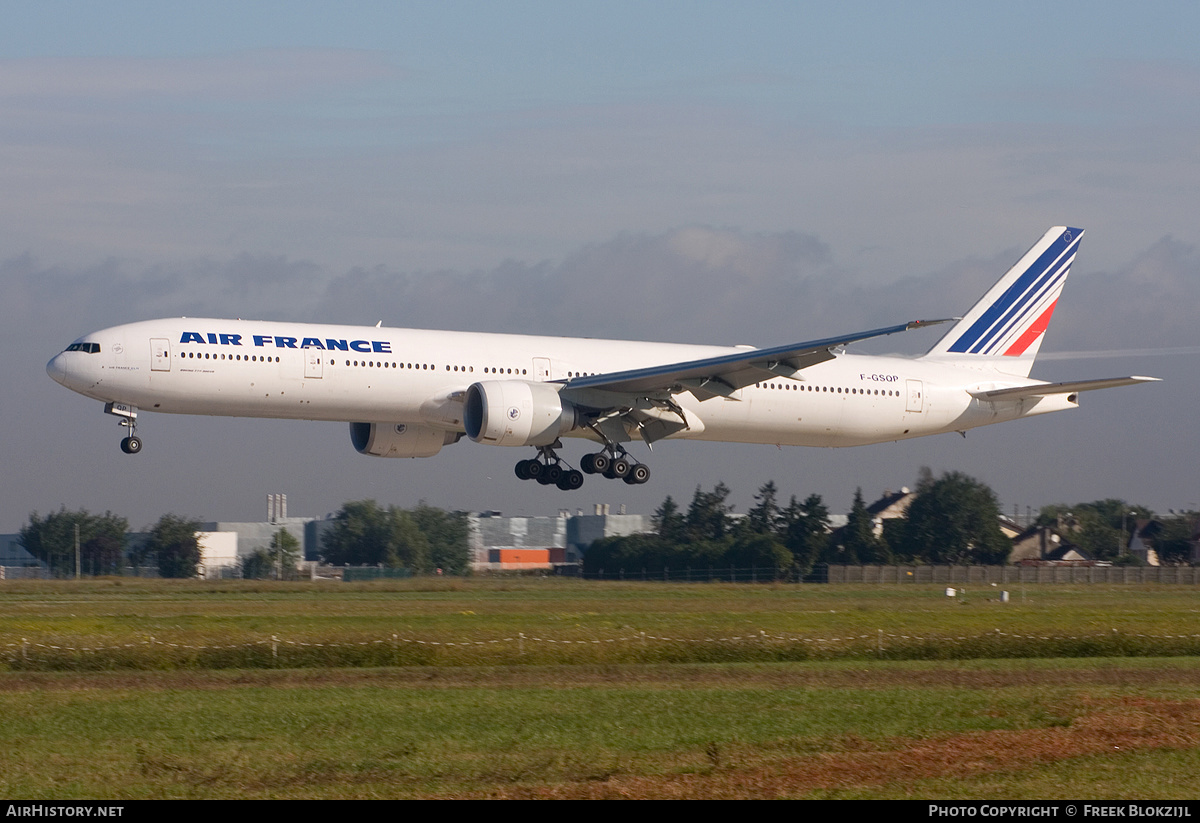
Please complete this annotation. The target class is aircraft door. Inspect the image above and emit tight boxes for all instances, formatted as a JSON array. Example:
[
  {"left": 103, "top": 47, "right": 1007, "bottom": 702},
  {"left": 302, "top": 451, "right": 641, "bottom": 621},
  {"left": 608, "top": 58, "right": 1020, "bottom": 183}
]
[
  {"left": 532, "top": 357, "right": 552, "bottom": 382},
  {"left": 304, "top": 348, "right": 324, "bottom": 379},
  {"left": 906, "top": 379, "right": 924, "bottom": 413},
  {"left": 151, "top": 338, "right": 171, "bottom": 372}
]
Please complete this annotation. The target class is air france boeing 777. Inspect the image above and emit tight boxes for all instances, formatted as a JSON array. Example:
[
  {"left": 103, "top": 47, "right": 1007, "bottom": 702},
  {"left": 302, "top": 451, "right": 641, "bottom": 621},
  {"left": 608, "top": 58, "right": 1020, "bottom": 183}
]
[{"left": 47, "top": 227, "right": 1157, "bottom": 491}]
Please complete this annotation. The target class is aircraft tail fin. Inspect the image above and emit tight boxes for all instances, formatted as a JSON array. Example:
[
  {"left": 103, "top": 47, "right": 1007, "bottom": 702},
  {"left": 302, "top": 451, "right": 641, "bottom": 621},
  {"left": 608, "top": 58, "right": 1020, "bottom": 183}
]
[{"left": 924, "top": 226, "right": 1082, "bottom": 377}]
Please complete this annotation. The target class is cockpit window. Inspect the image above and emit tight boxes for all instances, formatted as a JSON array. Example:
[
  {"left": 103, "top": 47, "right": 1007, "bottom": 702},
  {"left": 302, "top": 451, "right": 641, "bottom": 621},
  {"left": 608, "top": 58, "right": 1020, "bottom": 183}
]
[{"left": 65, "top": 342, "right": 101, "bottom": 354}]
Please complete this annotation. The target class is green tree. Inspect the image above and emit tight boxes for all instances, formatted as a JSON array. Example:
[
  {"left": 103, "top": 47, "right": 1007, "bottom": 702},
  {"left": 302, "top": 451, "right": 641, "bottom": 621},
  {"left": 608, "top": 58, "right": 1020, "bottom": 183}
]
[
  {"left": 652, "top": 496, "right": 687, "bottom": 543},
  {"left": 19, "top": 508, "right": 128, "bottom": 576},
  {"left": 743, "top": 481, "right": 781, "bottom": 536},
  {"left": 148, "top": 514, "right": 202, "bottom": 579},
  {"left": 321, "top": 500, "right": 393, "bottom": 566},
  {"left": 781, "top": 493, "right": 830, "bottom": 574},
  {"left": 240, "top": 549, "right": 274, "bottom": 580},
  {"left": 901, "top": 471, "right": 1010, "bottom": 564},
  {"left": 1152, "top": 515, "right": 1197, "bottom": 565},
  {"left": 321, "top": 500, "right": 440, "bottom": 572},
  {"left": 834, "top": 488, "right": 889, "bottom": 564},
  {"left": 583, "top": 533, "right": 670, "bottom": 576},
  {"left": 725, "top": 533, "right": 792, "bottom": 577},
  {"left": 409, "top": 504, "right": 468, "bottom": 574},
  {"left": 685, "top": 482, "right": 732, "bottom": 542},
  {"left": 270, "top": 528, "right": 302, "bottom": 579}
]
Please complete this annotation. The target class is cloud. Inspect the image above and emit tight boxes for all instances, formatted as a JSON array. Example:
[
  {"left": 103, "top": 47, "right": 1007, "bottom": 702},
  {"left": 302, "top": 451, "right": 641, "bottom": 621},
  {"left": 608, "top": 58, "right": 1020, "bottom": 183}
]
[
  {"left": 9, "top": 225, "right": 1195, "bottom": 357},
  {"left": 1051, "top": 236, "right": 1200, "bottom": 350},
  {"left": 0, "top": 51, "right": 393, "bottom": 101},
  {"left": 318, "top": 226, "right": 842, "bottom": 344},
  {"left": 0, "top": 252, "right": 325, "bottom": 338}
]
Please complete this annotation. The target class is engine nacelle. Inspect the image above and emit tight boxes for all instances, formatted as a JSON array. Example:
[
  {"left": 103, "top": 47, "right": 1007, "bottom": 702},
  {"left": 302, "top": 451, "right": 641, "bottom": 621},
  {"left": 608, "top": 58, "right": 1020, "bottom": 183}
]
[
  {"left": 463, "top": 380, "right": 580, "bottom": 446},
  {"left": 349, "top": 422, "right": 458, "bottom": 458}
]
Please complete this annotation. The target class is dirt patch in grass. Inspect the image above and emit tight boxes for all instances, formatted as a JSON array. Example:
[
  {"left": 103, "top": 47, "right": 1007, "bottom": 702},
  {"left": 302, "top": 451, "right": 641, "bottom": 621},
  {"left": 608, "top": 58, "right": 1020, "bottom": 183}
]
[{"left": 458, "top": 695, "right": 1200, "bottom": 799}]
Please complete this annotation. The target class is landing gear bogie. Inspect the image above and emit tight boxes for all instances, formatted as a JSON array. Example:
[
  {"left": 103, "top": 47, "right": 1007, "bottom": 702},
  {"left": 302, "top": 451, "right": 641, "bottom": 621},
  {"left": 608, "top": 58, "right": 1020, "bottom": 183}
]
[{"left": 515, "top": 442, "right": 652, "bottom": 491}]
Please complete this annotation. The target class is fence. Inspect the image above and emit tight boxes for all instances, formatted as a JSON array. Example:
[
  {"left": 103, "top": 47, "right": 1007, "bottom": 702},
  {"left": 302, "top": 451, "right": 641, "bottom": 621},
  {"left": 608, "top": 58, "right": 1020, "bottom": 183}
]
[
  {"left": 582, "top": 565, "right": 789, "bottom": 583},
  {"left": 342, "top": 567, "right": 413, "bottom": 582},
  {"left": 579, "top": 564, "right": 1200, "bottom": 584},
  {"left": 0, "top": 565, "right": 160, "bottom": 580},
  {"left": 826, "top": 564, "right": 1200, "bottom": 584},
  {"left": 6, "top": 563, "right": 1198, "bottom": 584}
]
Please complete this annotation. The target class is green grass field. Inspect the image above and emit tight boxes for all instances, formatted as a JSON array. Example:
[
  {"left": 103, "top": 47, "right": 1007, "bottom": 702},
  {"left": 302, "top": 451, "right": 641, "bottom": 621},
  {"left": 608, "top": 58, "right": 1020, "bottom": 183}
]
[{"left": 1, "top": 578, "right": 1198, "bottom": 798}]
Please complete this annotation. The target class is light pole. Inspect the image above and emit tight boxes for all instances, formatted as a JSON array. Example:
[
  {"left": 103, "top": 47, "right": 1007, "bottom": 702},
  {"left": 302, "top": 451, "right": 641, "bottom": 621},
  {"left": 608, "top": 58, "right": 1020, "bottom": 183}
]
[{"left": 1120, "top": 510, "right": 1134, "bottom": 558}]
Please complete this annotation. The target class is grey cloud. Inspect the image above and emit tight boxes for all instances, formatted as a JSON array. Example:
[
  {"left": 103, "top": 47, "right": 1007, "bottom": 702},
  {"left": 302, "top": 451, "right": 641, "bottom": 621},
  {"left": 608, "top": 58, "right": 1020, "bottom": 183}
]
[
  {"left": 0, "top": 252, "right": 325, "bottom": 336},
  {"left": 319, "top": 226, "right": 841, "bottom": 345},
  {"left": 1047, "top": 236, "right": 1200, "bottom": 351},
  {"left": 10, "top": 227, "right": 1195, "bottom": 356},
  {"left": 0, "top": 51, "right": 393, "bottom": 100},
  {"left": 316, "top": 226, "right": 1200, "bottom": 358}
]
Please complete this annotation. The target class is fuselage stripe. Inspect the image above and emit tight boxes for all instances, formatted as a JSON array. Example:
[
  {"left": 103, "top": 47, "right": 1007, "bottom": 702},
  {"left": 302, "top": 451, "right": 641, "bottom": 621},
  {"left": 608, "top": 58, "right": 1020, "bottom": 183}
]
[{"left": 1002, "top": 299, "right": 1058, "bottom": 356}]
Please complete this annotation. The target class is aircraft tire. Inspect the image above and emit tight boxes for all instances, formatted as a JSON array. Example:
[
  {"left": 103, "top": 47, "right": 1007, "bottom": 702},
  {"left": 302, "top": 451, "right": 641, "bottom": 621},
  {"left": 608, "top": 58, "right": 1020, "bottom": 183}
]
[
  {"left": 606, "top": 457, "right": 630, "bottom": 479},
  {"left": 121, "top": 436, "right": 142, "bottom": 455}
]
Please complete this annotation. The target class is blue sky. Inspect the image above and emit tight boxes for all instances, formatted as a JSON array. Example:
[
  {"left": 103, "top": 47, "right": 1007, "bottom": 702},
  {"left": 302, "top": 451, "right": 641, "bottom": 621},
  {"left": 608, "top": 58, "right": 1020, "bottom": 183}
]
[{"left": 3, "top": 2, "right": 1198, "bottom": 530}]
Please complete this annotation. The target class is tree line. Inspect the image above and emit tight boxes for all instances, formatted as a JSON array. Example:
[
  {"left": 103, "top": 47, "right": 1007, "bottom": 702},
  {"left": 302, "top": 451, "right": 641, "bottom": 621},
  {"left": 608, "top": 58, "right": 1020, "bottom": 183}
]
[
  {"left": 14, "top": 479, "right": 1192, "bottom": 579},
  {"left": 14, "top": 501, "right": 471, "bottom": 578},
  {"left": 18, "top": 510, "right": 204, "bottom": 578},
  {"left": 319, "top": 501, "right": 470, "bottom": 574},
  {"left": 583, "top": 469, "right": 1192, "bottom": 577}
]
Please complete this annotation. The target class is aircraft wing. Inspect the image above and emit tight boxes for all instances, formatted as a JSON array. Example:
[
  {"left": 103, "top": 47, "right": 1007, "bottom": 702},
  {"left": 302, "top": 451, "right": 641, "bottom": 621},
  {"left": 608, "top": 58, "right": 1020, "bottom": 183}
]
[
  {"left": 559, "top": 319, "right": 954, "bottom": 401},
  {"left": 970, "top": 376, "right": 1161, "bottom": 401}
]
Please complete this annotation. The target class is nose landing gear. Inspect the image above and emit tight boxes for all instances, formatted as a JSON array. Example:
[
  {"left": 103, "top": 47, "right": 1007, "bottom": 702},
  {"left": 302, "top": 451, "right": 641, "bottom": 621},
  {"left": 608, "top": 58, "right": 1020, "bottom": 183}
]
[
  {"left": 104, "top": 402, "right": 143, "bottom": 455},
  {"left": 119, "top": 429, "right": 142, "bottom": 455}
]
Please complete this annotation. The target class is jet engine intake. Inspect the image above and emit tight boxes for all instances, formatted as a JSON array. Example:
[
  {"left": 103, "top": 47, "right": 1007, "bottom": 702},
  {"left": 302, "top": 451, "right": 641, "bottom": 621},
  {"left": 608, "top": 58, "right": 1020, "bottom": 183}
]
[
  {"left": 349, "top": 422, "right": 457, "bottom": 458},
  {"left": 463, "top": 380, "right": 579, "bottom": 446}
]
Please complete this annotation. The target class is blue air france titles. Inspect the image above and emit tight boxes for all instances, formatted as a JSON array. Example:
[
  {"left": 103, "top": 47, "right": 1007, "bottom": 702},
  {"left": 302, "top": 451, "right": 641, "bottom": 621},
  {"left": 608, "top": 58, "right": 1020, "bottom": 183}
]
[{"left": 178, "top": 332, "right": 392, "bottom": 354}]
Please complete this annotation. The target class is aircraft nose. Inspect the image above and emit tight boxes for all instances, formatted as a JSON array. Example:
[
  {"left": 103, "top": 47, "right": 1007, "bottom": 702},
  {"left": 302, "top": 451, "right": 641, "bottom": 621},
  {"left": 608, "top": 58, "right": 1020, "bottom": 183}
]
[{"left": 46, "top": 352, "right": 68, "bottom": 386}]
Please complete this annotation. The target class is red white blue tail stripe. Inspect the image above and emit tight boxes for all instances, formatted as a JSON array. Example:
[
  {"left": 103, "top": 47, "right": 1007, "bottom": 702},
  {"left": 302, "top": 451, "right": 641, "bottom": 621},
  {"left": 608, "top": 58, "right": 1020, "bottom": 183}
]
[{"left": 928, "top": 227, "right": 1082, "bottom": 363}]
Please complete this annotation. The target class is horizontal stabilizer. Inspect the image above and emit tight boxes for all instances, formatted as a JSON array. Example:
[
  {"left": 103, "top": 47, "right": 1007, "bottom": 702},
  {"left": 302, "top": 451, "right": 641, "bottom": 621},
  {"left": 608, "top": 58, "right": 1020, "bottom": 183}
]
[{"left": 971, "top": 376, "right": 1160, "bottom": 401}]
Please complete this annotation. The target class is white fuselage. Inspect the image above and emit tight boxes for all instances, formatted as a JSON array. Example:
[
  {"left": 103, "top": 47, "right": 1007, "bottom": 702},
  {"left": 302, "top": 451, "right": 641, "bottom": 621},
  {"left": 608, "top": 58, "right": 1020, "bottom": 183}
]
[{"left": 46, "top": 317, "right": 1073, "bottom": 450}]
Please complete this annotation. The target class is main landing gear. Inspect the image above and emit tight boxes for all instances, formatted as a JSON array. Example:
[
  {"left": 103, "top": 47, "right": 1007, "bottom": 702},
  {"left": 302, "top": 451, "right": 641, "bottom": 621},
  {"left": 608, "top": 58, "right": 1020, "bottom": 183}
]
[
  {"left": 514, "top": 443, "right": 650, "bottom": 491},
  {"left": 514, "top": 444, "right": 584, "bottom": 491},
  {"left": 579, "top": 449, "right": 650, "bottom": 485}
]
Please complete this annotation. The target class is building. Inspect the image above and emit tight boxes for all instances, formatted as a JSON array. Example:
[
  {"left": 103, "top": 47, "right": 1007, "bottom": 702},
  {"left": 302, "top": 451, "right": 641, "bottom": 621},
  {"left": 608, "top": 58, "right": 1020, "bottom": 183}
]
[
  {"left": 468, "top": 510, "right": 569, "bottom": 570},
  {"left": 1009, "top": 525, "right": 1092, "bottom": 564}
]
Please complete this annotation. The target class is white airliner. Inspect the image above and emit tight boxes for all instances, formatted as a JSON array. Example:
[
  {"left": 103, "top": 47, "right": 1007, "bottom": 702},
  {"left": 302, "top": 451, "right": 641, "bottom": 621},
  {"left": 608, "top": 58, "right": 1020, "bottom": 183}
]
[{"left": 48, "top": 226, "right": 1156, "bottom": 491}]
